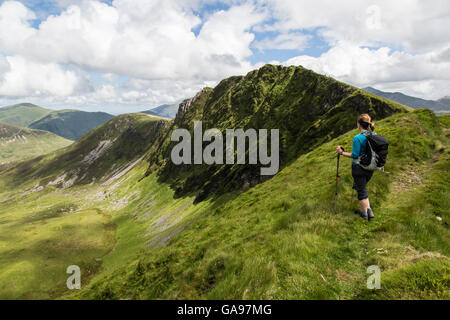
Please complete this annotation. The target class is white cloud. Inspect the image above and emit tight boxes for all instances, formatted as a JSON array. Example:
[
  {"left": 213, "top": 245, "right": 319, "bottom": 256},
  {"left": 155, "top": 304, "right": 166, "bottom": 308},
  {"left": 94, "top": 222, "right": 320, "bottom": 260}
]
[
  {"left": 253, "top": 0, "right": 450, "bottom": 99},
  {"left": 283, "top": 42, "right": 450, "bottom": 99},
  {"left": 373, "top": 80, "right": 450, "bottom": 101},
  {"left": 0, "top": 1, "right": 36, "bottom": 52},
  {"left": 0, "top": 55, "right": 82, "bottom": 97},
  {"left": 0, "top": 0, "right": 267, "bottom": 107},
  {"left": 263, "top": 0, "right": 450, "bottom": 52},
  {"left": 91, "top": 84, "right": 116, "bottom": 101},
  {"left": 0, "top": 0, "right": 449, "bottom": 109},
  {"left": 253, "top": 32, "right": 311, "bottom": 51},
  {"left": 0, "top": 55, "right": 10, "bottom": 75},
  {"left": 0, "top": 0, "right": 264, "bottom": 81}
]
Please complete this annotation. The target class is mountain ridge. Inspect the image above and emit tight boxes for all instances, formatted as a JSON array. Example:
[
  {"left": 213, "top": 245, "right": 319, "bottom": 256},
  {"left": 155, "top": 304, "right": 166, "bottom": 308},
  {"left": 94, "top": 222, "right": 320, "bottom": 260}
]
[
  {"left": 0, "top": 103, "right": 115, "bottom": 141},
  {"left": 0, "top": 121, "right": 72, "bottom": 165},
  {"left": 144, "top": 65, "right": 408, "bottom": 202},
  {"left": 28, "top": 109, "right": 114, "bottom": 140},
  {"left": 0, "top": 103, "right": 52, "bottom": 127},
  {"left": 363, "top": 87, "right": 450, "bottom": 114},
  {"left": 437, "top": 96, "right": 450, "bottom": 107},
  {"left": 142, "top": 103, "right": 179, "bottom": 118}
]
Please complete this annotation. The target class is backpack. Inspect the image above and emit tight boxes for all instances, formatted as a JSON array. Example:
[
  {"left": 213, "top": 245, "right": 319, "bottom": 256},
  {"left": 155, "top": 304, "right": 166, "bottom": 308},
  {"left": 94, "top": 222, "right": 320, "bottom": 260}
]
[{"left": 357, "top": 133, "right": 389, "bottom": 171}]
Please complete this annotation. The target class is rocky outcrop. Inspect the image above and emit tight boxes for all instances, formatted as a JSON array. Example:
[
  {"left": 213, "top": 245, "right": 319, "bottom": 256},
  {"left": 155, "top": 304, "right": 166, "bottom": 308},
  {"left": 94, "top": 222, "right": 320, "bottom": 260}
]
[{"left": 175, "top": 88, "right": 210, "bottom": 123}]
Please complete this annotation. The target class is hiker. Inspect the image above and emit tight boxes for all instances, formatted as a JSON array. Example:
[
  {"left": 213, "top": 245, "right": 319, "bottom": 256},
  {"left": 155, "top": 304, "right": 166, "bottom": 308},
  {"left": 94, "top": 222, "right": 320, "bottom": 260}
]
[{"left": 336, "top": 114, "right": 375, "bottom": 221}]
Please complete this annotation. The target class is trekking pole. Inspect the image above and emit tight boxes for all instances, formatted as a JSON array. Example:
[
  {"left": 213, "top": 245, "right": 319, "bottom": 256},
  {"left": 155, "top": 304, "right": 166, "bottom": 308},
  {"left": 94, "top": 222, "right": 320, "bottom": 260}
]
[
  {"left": 334, "top": 147, "right": 344, "bottom": 212},
  {"left": 350, "top": 187, "right": 354, "bottom": 209}
]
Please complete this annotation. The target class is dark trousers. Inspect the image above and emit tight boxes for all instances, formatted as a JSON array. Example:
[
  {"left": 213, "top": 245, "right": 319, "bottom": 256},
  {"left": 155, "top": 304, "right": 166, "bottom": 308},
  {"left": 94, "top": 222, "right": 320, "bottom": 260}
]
[{"left": 352, "top": 164, "right": 374, "bottom": 200}]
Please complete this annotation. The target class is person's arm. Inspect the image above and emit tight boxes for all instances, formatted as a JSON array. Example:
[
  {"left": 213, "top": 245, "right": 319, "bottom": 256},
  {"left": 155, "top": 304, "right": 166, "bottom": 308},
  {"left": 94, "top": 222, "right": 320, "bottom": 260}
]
[
  {"left": 336, "top": 136, "right": 360, "bottom": 158},
  {"left": 336, "top": 146, "right": 352, "bottom": 158}
]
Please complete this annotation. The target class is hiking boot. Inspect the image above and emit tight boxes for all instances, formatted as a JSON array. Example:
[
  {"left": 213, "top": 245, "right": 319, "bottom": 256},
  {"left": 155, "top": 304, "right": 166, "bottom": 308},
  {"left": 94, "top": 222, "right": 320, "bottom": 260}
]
[
  {"left": 359, "top": 210, "right": 369, "bottom": 221},
  {"left": 354, "top": 209, "right": 369, "bottom": 220},
  {"left": 368, "top": 208, "right": 374, "bottom": 221}
]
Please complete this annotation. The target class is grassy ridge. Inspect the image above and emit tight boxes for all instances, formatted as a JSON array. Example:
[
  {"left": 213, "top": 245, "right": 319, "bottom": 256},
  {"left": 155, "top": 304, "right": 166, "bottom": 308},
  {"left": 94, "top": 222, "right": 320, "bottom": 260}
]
[
  {"left": 0, "top": 103, "right": 51, "bottom": 127},
  {"left": 73, "top": 109, "right": 448, "bottom": 299},
  {"left": 0, "top": 103, "right": 115, "bottom": 141},
  {"left": 1, "top": 113, "right": 168, "bottom": 189},
  {"left": 0, "top": 121, "right": 73, "bottom": 164},
  {"left": 29, "top": 109, "right": 114, "bottom": 140}
]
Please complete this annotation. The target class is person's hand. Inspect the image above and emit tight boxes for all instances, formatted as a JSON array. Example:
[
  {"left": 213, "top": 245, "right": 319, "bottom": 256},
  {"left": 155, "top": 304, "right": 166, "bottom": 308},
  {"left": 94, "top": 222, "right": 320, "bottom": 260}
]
[{"left": 336, "top": 146, "right": 343, "bottom": 154}]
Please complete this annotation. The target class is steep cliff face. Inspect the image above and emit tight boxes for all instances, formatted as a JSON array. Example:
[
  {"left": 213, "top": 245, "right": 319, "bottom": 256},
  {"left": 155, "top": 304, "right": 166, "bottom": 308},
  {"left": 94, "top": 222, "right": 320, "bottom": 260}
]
[
  {"left": 174, "top": 89, "right": 212, "bottom": 123},
  {"left": 145, "top": 64, "right": 408, "bottom": 201}
]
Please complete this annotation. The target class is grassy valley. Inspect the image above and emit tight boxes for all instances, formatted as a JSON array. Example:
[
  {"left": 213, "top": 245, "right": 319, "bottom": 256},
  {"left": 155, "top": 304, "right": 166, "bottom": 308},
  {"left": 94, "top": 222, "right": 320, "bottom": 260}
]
[{"left": 0, "top": 113, "right": 167, "bottom": 298}]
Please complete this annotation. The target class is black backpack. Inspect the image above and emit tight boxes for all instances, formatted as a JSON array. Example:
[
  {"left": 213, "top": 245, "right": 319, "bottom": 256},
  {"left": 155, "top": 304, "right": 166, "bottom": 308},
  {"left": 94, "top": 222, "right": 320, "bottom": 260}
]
[{"left": 358, "top": 133, "right": 389, "bottom": 171}]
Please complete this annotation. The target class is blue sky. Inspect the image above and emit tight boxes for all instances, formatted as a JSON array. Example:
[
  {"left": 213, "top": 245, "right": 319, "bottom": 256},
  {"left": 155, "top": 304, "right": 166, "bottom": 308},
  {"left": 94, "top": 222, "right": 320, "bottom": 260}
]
[{"left": 0, "top": 0, "right": 449, "bottom": 114}]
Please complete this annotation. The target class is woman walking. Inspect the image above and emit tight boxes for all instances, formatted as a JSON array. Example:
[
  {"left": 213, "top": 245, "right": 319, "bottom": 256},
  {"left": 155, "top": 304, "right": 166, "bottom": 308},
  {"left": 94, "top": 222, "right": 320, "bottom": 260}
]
[{"left": 336, "top": 114, "right": 375, "bottom": 221}]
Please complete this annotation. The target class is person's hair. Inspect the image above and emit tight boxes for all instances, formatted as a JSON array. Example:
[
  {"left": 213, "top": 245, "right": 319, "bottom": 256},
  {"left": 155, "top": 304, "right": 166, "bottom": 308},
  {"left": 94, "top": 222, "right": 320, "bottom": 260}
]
[{"left": 358, "top": 114, "right": 375, "bottom": 131}]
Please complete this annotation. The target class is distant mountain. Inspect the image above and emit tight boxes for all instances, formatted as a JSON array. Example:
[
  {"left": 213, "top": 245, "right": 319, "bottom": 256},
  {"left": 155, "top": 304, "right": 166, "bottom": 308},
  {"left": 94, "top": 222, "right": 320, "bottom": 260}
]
[
  {"left": 140, "top": 109, "right": 159, "bottom": 117},
  {"left": 0, "top": 103, "right": 115, "bottom": 140},
  {"left": 29, "top": 110, "right": 114, "bottom": 140},
  {"left": 0, "top": 121, "right": 72, "bottom": 164},
  {"left": 0, "top": 103, "right": 52, "bottom": 127},
  {"left": 363, "top": 87, "right": 450, "bottom": 114},
  {"left": 142, "top": 103, "right": 179, "bottom": 118},
  {"left": 437, "top": 96, "right": 450, "bottom": 107}
]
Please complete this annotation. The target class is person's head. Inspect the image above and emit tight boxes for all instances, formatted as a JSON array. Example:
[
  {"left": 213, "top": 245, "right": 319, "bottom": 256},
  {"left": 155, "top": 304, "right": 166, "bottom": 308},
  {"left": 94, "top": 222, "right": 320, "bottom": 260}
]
[{"left": 357, "top": 114, "right": 375, "bottom": 131}]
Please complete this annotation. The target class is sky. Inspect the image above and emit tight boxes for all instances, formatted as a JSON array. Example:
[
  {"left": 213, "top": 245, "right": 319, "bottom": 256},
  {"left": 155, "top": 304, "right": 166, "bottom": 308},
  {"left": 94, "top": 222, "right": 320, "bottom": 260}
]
[{"left": 0, "top": 0, "right": 449, "bottom": 114}]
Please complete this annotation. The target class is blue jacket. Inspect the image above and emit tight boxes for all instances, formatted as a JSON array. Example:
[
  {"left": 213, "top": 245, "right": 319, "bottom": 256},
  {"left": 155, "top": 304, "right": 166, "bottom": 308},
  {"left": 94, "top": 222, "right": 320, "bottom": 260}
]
[{"left": 351, "top": 131, "right": 372, "bottom": 166}]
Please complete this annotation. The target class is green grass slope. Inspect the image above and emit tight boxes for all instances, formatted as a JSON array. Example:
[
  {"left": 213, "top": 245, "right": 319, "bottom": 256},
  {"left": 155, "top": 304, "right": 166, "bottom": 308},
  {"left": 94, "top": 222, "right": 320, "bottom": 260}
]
[
  {"left": 0, "top": 103, "right": 51, "bottom": 127},
  {"left": 0, "top": 121, "right": 72, "bottom": 164},
  {"left": 29, "top": 109, "right": 114, "bottom": 140},
  {"left": 73, "top": 109, "right": 449, "bottom": 300}
]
